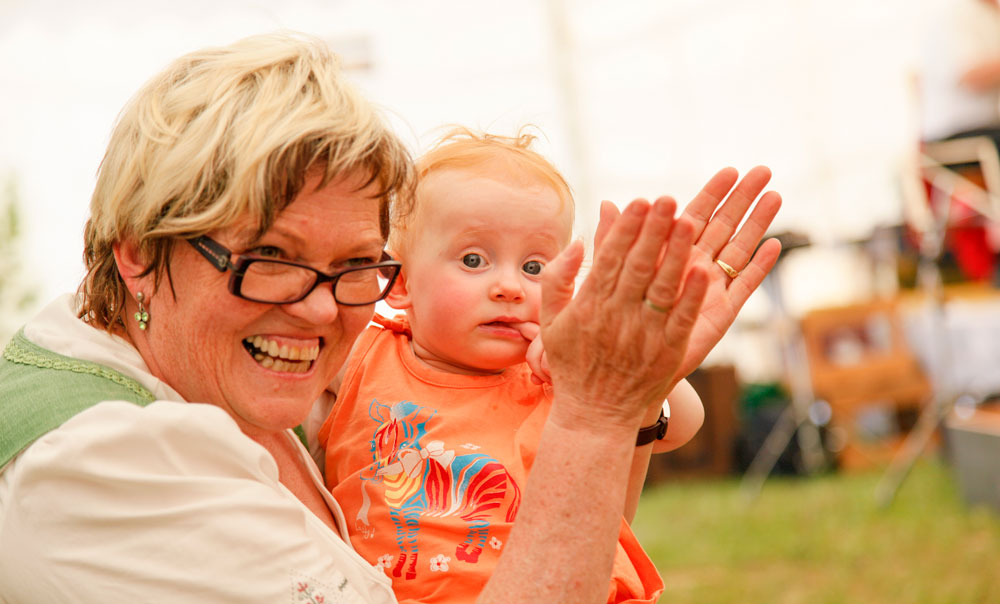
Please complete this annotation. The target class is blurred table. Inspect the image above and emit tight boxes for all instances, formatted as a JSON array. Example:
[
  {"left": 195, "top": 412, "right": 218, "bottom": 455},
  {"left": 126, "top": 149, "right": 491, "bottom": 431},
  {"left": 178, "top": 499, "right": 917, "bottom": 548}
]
[
  {"left": 900, "top": 284, "right": 1000, "bottom": 399},
  {"left": 945, "top": 403, "right": 1000, "bottom": 510}
]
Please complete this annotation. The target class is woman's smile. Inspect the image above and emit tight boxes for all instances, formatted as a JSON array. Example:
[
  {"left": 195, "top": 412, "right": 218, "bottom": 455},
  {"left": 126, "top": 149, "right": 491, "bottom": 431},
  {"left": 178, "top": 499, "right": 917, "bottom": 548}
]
[{"left": 242, "top": 335, "right": 321, "bottom": 374}]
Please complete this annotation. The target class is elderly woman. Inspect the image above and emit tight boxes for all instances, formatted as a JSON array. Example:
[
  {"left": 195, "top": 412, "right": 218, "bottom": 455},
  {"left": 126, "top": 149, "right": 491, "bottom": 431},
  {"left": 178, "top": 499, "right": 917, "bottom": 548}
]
[{"left": 0, "top": 34, "right": 780, "bottom": 602}]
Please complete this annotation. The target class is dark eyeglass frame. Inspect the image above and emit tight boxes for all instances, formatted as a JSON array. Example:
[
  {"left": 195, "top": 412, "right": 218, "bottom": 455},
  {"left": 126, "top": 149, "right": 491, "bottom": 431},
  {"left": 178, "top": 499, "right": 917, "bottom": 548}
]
[{"left": 187, "top": 235, "right": 402, "bottom": 306}]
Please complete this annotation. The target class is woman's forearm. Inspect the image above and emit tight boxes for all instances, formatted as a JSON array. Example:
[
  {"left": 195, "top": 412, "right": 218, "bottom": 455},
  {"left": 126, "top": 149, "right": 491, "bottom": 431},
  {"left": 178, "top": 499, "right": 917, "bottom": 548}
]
[{"left": 478, "top": 406, "right": 636, "bottom": 604}]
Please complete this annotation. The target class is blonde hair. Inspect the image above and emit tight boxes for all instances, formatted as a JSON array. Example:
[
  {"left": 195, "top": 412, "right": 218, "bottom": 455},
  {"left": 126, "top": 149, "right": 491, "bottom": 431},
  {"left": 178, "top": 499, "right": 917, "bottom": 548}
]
[
  {"left": 79, "top": 32, "right": 414, "bottom": 330},
  {"left": 390, "top": 126, "right": 573, "bottom": 258}
]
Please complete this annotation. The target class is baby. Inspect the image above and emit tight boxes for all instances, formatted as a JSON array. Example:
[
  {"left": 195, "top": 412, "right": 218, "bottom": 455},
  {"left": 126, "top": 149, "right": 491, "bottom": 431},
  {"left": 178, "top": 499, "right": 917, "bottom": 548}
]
[{"left": 318, "top": 128, "right": 701, "bottom": 603}]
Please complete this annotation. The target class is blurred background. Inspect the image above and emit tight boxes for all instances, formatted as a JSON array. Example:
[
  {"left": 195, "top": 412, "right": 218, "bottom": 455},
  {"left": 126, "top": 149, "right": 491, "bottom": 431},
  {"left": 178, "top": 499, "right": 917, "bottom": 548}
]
[
  {"left": 2, "top": 0, "right": 1000, "bottom": 601},
  {"left": 0, "top": 0, "right": 926, "bottom": 329}
]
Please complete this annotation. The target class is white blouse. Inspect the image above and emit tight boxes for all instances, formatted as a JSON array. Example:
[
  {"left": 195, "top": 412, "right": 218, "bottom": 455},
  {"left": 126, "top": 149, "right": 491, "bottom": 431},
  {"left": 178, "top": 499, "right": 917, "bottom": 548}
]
[{"left": 0, "top": 295, "right": 395, "bottom": 603}]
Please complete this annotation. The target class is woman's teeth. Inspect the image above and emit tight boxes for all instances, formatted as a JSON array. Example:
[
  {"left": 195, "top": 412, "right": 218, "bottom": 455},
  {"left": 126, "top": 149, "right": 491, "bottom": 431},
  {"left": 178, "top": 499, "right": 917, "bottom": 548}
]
[{"left": 243, "top": 336, "right": 319, "bottom": 374}]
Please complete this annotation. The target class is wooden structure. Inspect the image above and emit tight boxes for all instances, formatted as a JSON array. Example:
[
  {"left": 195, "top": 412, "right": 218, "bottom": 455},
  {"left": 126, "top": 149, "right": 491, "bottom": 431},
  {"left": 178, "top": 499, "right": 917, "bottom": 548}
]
[
  {"left": 644, "top": 365, "right": 740, "bottom": 482},
  {"left": 799, "top": 300, "right": 933, "bottom": 470}
]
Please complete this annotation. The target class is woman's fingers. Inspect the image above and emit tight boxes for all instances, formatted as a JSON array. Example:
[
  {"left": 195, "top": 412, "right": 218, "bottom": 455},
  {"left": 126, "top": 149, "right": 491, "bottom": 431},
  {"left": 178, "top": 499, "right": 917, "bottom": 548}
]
[
  {"left": 678, "top": 167, "right": 740, "bottom": 236},
  {"left": 593, "top": 200, "right": 622, "bottom": 253},
  {"left": 578, "top": 199, "right": 650, "bottom": 301},
  {"left": 685, "top": 166, "right": 773, "bottom": 261},
  {"left": 663, "top": 264, "right": 709, "bottom": 359},
  {"left": 615, "top": 197, "right": 678, "bottom": 303},
  {"left": 696, "top": 166, "right": 772, "bottom": 259},
  {"left": 713, "top": 190, "right": 782, "bottom": 273},
  {"left": 642, "top": 217, "right": 695, "bottom": 315},
  {"left": 723, "top": 237, "right": 782, "bottom": 309}
]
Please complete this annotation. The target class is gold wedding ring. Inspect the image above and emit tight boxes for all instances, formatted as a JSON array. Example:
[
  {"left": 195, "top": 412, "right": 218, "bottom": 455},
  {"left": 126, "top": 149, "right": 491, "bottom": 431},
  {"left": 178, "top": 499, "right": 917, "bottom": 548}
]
[
  {"left": 643, "top": 298, "right": 670, "bottom": 313},
  {"left": 715, "top": 259, "right": 740, "bottom": 279}
]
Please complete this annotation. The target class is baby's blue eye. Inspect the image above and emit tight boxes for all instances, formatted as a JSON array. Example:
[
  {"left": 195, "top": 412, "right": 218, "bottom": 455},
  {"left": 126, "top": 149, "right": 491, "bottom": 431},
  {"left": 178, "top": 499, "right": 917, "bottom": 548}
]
[
  {"left": 523, "top": 260, "right": 543, "bottom": 275},
  {"left": 463, "top": 254, "right": 483, "bottom": 268}
]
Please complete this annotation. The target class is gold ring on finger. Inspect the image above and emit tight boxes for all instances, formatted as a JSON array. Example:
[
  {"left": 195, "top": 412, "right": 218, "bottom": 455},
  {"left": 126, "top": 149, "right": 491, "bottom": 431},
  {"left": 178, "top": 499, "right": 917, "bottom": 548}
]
[
  {"left": 715, "top": 259, "right": 740, "bottom": 279},
  {"left": 643, "top": 298, "right": 670, "bottom": 313}
]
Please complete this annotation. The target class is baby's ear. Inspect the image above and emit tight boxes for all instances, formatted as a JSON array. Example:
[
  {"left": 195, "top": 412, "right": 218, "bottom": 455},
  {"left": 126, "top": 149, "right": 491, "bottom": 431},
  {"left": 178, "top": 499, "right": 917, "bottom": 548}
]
[{"left": 383, "top": 267, "right": 412, "bottom": 310}]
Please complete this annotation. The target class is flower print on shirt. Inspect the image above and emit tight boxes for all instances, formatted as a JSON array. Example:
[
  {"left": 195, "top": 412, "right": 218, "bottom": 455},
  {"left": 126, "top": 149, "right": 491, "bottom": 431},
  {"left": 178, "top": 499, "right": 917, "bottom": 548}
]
[{"left": 430, "top": 554, "right": 451, "bottom": 572}]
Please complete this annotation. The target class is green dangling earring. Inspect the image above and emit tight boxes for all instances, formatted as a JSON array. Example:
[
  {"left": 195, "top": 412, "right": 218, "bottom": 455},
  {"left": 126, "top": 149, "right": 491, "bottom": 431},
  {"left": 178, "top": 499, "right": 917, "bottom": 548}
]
[{"left": 134, "top": 292, "right": 150, "bottom": 331}]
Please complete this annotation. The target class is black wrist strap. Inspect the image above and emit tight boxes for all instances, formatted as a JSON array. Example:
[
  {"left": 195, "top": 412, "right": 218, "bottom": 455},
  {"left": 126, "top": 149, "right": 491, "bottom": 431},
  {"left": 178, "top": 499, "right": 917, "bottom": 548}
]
[{"left": 636, "top": 408, "right": 669, "bottom": 446}]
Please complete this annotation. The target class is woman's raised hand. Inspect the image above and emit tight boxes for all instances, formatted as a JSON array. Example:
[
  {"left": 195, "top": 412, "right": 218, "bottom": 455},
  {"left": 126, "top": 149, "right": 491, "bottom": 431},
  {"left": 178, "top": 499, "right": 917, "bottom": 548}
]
[
  {"left": 673, "top": 166, "right": 782, "bottom": 379},
  {"left": 537, "top": 197, "right": 709, "bottom": 432},
  {"left": 593, "top": 166, "right": 782, "bottom": 385}
]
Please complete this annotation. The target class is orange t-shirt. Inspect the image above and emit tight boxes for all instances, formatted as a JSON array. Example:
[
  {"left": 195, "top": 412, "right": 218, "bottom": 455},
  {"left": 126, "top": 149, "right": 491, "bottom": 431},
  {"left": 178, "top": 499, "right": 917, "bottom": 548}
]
[{"left": 319, "top": 315, "right": 664, "bottom": 604}]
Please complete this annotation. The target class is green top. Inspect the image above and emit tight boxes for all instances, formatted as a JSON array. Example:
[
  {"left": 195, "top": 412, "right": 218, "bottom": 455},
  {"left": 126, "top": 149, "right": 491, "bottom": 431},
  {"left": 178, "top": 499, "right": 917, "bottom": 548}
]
[{"left": 0, "top": 329, "right": 155, "bottom": 467}]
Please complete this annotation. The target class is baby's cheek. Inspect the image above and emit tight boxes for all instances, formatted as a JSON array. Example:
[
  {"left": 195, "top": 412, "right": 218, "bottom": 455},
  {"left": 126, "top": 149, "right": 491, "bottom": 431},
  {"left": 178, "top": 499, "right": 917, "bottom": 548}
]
[
  {"left": 431, "top": 281, "right": 480, "bottom": 317},
  {"left": 525, "top": 283, "right": 543, "bottom": 320}
]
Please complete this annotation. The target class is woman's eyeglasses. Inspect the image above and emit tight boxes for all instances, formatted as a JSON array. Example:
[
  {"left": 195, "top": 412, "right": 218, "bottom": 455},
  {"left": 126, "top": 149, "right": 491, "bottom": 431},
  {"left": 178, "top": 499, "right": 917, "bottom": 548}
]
[{"left": 188, "top": 235, "right": 401, "bottom": 306}]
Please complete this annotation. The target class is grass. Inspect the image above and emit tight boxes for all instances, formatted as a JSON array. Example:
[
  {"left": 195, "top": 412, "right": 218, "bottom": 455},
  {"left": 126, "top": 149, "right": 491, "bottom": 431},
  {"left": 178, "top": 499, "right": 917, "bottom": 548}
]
[{"left": 632, "top": 459, "right": 1000, "bottom": 603}]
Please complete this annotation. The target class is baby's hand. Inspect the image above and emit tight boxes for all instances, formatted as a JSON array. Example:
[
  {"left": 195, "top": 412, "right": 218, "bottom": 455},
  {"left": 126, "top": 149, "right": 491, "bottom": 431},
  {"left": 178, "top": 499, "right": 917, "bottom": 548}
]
[{"left": 512, "top": 321, "right": 551, "bottom": 385}]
